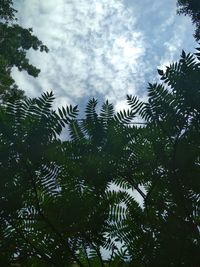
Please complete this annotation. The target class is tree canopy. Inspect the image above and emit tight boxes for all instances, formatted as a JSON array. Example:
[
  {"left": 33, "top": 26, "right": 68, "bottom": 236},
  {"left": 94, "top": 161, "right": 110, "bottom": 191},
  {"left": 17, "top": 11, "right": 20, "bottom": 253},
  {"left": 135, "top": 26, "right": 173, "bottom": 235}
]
[
  {"left": 177, "top": 0, "right": 200, "bottom": 41},
  {"left": 0, "top": 1, "right": 200, "bottom": 266},
  {"left": 0, "top": 0, "right": 48, "bottom": 102},
  {"left": 0, "top": 47, "right": 200, "bottom": 266}
]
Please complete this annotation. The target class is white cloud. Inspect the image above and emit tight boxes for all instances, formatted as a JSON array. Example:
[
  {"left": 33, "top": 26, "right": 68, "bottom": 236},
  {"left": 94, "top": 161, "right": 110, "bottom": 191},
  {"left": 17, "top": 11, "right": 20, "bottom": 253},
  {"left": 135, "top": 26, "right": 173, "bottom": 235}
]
[
  {"left": 13, "top": 0, "right": 147, "bottom": 108},
  {"left": 158, "top": 20, "right": 195, "bottom": 73},
  {"left": 12, "top": 0, "right": 195, "bottom": 111}
]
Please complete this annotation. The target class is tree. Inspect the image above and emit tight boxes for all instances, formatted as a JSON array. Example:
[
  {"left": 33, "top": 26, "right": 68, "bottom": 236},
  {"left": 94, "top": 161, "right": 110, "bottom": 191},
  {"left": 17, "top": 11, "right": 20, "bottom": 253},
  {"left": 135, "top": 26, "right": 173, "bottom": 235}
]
[
  {"left": 0, "top": 0, "right": 48, "bottom": 102},
  {"left": 109, "top": 48, "right": 200, "bottom": 266},
  {"left": 0, "top": 92, "right": 128, "bottom": 266},
  {"left": 1, "top": 1, "right": 199, "bottom": 266},
  {"left": 0, "top": 0, "right": 16, "bottom": 21},
  {"left": 1, "top": 47, "right": 200, "bottom": 267},
  {"left": 0, "top": 92, "right": 81, "bottom": 266},
  {"left": 177, "top": 0, "right": 200, "bottom": 41}
]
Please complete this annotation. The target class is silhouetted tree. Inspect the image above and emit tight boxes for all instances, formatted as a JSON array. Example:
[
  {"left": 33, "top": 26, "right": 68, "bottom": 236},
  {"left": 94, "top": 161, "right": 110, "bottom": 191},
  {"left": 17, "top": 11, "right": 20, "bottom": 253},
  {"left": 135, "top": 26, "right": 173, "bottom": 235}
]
[
  {"left": 177, "top": 0, "right": 200, "bottom": 41},
  {"left": 0, "top": 48, "right": 200, "bottom": 266},
  {"left": 0, "top": 2, "right": 200, "bottom": 266},
  {"left": 111, "top": 48, "right": 200, "bottom": 267},
  {"left": 0, "top": 0, "right": 48, "bottom": 102}
]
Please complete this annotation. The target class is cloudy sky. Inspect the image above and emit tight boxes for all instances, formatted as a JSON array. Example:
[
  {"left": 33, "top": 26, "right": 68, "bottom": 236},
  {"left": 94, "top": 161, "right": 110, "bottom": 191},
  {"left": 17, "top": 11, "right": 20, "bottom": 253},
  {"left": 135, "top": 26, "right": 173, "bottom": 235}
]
[{"left": 12, "top": 0, "right": 196, "bottom": 111}]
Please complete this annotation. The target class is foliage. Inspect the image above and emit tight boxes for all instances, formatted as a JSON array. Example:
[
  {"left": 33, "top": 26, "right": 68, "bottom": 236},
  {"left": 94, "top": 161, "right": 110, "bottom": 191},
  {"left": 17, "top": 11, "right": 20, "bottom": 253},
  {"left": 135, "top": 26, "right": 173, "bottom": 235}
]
[
  {"left": 177, "top": 0, "right": 200, "bottom": 41},
  {"left": 1, "top": 1, "right": 199, "bottom": 266},
  {"left": 0, "top": 0, "right": 16, "bottom": 21},
  {"left": 0, "top": 91, "right": 126, "bottom": 266},
  {"left": 111, "top": 48, "right": 200, "bottom": 266},
  {"left": 1, "top": 48, "right": 200, "bottom": 266},
  {"left": 0, "top": 0, "right": 48, "bottom": 102}
]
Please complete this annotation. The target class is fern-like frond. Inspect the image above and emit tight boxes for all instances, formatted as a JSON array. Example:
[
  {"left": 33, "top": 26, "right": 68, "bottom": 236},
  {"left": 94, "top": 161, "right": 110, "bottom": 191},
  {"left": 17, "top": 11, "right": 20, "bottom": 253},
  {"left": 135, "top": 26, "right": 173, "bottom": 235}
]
[
  {"left": 109, "top": 204, "right": 127, "bottom": 222},
  {"left": 100, "top": 100, "right": 114, "bottom": 122},
  {"left": 58, "top": 104, "right": 78, "bottom": 124},
  {"left": 113, "top": 177, "right": 130, "bottom": 191},
  {"left": 195, "top": 47, "right": 200, "bottom": 61},
  {"left": 126, "top": 95, "right": 143, "bottom": 115},
  {"left": 159, "top": 59, "right": 182, "bottom": 88},
  {"left": 114, "top": 109, "right": 136, "bottom": 124},
  {"left": 180, "top": 50, "right": 197, "bottom": 69},
  {"left": 35, "top": 91, "right": 54, "bottom": 118},
  {"left": 139, "top": 83, "right": 178, "bottom": 123},
  {"left": 36, "top": 163, "right": 61, "bottom": 199},
  {"left": 85, "top": 98, "right": 98, "bottom": 121}
]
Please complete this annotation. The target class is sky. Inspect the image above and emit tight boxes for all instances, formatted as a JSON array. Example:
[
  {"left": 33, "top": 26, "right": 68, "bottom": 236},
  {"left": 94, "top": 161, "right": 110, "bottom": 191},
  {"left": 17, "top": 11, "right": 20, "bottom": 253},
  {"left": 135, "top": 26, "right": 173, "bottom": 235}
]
[{"left": 12, "top": 0, "right": 196, "bottom": 111}]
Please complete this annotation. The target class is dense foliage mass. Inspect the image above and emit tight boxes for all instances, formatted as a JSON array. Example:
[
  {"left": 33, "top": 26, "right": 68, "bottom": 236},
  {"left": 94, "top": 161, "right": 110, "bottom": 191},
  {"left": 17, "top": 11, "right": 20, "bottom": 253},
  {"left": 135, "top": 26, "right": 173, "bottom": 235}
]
[
  {"left": 0, "top": 0, "right": 48, "bottom": 102},
  {"left": 0, "top": 48, "right": 200, "bottom": 266},
  {"left": 177, "top": 0, "right": 200, "bottom": 40},
  {"left": 0, "top": 0, "right": 200, "bottom": 266}
]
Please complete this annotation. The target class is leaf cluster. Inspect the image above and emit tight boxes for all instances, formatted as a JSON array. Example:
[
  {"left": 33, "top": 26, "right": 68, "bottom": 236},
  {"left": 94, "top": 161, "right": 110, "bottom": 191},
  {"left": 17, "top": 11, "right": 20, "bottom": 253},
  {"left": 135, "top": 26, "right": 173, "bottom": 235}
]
[
  {"left": 177, "top": 0, "right": 200, "bottom": 41},
  {"left": 0, "top": 0, "right": 48, "bottom": 102},
  {"left": 0, "top": 48, "right": 200, "bottom": 267}
]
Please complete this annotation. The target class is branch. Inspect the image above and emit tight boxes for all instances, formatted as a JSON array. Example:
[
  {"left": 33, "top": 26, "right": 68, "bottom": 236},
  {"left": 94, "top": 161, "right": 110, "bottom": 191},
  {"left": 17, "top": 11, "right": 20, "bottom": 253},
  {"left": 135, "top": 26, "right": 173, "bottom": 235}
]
[
  {"left": 24, "top": 161, "right": 85, "bottom": 267},
  {"left": 4, "top": 216, "right": 56, "bottom": 266},
  {"left": 82, "top": 234, "right": 104, "bottom": 267},
  {"left": 124, "top": 175, "right": 147, "bottom": 200}
]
